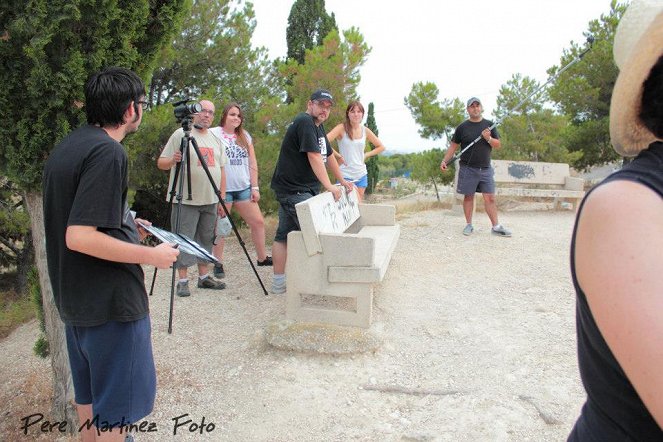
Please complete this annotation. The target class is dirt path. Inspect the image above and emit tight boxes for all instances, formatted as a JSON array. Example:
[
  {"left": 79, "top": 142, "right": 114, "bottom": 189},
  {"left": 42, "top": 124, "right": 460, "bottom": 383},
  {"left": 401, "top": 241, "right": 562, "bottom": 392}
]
[{"left": 0, "top": 209, "right": 585, "bottom": 441}]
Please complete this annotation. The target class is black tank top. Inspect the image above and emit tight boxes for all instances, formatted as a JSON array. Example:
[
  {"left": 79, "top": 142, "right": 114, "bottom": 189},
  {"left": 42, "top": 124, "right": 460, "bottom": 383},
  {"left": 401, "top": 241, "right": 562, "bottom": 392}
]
[{"left": 568, "top": 142, "right": 663, "bottom": 441}]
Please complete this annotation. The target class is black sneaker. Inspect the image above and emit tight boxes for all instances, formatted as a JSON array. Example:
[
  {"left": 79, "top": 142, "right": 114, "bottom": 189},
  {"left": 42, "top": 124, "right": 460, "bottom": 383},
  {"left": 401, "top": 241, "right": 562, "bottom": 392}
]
[
  {"left": 197, "top": 276, "right": 226, "bottom": 290},
  {"left": 257, "top": 256, "right": 273, "bottom": 266},
  {"left": 214, "top": 263, "right": 225, "bottom": 279}
]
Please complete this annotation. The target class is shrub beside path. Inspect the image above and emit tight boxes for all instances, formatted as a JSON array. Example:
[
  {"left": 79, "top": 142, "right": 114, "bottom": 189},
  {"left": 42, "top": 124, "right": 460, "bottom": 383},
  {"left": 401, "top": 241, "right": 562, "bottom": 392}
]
[{"left": 0, "top": 209, "right": 585, "bottom": 441}]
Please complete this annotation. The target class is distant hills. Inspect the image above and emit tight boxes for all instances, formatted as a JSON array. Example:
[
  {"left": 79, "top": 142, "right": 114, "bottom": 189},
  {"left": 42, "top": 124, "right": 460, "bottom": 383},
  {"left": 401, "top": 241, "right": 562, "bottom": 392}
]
[{"left": 382, "top": 147, "right": 441, "bottom": 156}]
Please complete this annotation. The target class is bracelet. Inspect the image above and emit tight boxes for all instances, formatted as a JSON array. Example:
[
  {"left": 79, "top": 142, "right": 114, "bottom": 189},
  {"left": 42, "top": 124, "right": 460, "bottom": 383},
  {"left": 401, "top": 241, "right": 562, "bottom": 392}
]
[{"left": 251, "top": 186, "right": 259, "bottom": 190}]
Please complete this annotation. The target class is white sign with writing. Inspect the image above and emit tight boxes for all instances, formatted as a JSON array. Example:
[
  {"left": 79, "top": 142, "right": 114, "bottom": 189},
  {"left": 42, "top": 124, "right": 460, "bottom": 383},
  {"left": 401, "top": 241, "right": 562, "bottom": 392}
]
[{"left": 295, "top": 187, "right": 360, "bottom": 255}]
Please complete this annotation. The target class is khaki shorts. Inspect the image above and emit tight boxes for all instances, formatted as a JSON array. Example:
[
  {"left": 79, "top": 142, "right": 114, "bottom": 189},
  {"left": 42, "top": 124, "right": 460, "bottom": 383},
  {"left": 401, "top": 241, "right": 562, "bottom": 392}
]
[{"left": 170, "top": 203, "right": 216, "bottom": 268}]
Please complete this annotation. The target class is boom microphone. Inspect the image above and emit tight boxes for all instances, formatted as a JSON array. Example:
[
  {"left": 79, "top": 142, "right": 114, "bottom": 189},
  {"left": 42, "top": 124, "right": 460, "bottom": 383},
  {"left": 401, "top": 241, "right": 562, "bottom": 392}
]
[{"left": 445, "top": 36, "right": 596, "bottom": 164}]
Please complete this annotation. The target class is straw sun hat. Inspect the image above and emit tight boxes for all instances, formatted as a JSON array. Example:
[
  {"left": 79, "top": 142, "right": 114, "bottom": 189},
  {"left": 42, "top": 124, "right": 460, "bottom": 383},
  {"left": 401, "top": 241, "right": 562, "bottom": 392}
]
[{"left": 610, "top": 0, "right": 663, "bottom": 156}]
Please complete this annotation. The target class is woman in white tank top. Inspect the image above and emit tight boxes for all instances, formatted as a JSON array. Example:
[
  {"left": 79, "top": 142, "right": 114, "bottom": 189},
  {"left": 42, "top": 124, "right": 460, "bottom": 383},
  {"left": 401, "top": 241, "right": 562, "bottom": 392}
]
[{"left": 326, "top": 100, "right": 386, "bottom": 201}]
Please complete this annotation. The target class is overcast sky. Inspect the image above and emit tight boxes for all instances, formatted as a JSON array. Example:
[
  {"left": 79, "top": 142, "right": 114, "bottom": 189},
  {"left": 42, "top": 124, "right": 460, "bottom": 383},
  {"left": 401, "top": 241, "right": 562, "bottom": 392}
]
[{"left": 249, "top": 0, "right": 614, "bottom": 153}]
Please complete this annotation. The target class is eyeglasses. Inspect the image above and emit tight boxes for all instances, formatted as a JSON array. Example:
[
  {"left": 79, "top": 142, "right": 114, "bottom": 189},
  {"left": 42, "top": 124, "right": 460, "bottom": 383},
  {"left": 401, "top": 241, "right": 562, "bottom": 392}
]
[
  {"left": 200, "top": 109, "right": 215, "bottom": 116},
  {"left": 137, "top": 100, "right": 148, "bottom": 110},
  {"left": 314, "top": 100, "right": 333, "bottom": 111}
]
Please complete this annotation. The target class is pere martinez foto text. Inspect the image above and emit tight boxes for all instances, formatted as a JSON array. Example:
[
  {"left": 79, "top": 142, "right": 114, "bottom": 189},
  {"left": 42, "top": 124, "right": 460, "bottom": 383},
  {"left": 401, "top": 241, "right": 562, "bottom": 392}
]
[{"left": 20, "top": 412, "right": 217, "bottom": 436}]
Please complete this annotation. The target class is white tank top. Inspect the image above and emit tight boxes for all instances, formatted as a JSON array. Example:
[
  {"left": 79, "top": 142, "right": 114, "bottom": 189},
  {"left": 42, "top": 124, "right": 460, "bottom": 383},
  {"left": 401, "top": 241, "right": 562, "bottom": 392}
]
[{"left": 338, "top": 126, "right": 367, "bottom": 180}]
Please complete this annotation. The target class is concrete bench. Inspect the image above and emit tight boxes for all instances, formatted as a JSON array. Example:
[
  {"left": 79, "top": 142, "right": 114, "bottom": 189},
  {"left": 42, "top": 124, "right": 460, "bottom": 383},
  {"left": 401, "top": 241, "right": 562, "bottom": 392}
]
[
  {"left": 453, "top": 159, "right": 586, "bottom": 210},
  {"left": 285, "top": 188, "right": 400, "bottom": 328}
]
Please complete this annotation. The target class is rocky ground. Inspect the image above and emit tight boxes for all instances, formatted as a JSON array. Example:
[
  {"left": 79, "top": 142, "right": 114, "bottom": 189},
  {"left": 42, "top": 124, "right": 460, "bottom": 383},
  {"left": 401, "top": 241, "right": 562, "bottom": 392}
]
[{"left": 0, "top": 207, "right": 585, "bottom": 441}]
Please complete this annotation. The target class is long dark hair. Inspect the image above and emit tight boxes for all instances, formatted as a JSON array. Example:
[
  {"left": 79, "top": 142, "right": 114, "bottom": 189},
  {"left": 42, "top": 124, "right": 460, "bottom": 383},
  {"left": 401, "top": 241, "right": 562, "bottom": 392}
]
[
  {"left": 343, "top": 100, "right": 365, "bottom": 140},
  {"left": 219, "top": 103, "right": 250, "bottom": 149},
  {"left": 640, "top": 54, "right": 663, "bottom": 138},
  {"left": 84, "top": 67, "right": 145, "bottom": 127}
]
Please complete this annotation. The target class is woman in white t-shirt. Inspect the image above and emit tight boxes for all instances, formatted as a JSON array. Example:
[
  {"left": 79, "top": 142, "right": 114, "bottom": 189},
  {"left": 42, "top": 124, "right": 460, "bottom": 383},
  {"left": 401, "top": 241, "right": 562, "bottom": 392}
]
[
  {"left": 209, "top": 103, "right": 271, "bottom": 279},
  {"left": 326, "top": 100, "right": 386, "bottom": 201}
]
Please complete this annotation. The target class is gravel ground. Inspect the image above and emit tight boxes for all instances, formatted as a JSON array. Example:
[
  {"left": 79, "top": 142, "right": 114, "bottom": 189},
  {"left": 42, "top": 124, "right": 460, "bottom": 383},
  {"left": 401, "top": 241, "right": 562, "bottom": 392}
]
[{"left": 0, "top": 208, "right": 585, "bottom": 441}]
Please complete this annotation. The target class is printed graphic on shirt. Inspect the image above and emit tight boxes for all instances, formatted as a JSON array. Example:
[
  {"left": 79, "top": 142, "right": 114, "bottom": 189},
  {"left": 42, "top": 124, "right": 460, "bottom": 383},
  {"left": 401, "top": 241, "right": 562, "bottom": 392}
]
[
  {"left": 226, "top": 141, "right": 248, "bottom": 167},
  {"left": 319, "top": 137, "right": 328, "bottom": 163},
  {"left": 197, "top": 147, "right": 216, "bottom": 167}
]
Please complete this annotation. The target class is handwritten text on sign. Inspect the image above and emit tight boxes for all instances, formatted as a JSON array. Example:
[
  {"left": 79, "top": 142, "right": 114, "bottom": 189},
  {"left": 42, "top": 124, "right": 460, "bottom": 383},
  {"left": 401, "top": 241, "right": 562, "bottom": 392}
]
[{"left": 309, "top": 188, "right": 360, "bottom": 235}]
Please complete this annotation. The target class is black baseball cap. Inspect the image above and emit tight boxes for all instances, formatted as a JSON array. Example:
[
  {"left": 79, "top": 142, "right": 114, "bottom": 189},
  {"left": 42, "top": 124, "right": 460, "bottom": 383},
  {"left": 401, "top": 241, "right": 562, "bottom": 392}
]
[
  {"left": 466, "top": 97, "right": 481, "bottom": 107},
  {"left": 310, "top": 89, "right": 334, "bottom": 104}
]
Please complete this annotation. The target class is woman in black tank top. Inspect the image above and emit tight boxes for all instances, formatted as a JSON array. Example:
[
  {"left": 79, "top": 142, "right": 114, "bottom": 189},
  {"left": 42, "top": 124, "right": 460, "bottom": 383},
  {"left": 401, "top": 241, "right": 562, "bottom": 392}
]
[{"left": 568, "top": 2, "right": 663, "bottom": 439}]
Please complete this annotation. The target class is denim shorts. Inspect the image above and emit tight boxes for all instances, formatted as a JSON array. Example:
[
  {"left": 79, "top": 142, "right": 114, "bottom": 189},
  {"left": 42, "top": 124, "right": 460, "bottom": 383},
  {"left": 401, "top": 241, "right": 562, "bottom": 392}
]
[
  {"left": 225, "top": 187, "right": 251, "bottom": 203},
  {"left": 65, "top": 316, "right": 156, "bottom": 426},
  {"left": 274, "top": 191, "right": 315, "bottom": 242},
  {"left": 457, "top": 165, "right": 496, "bottom": 195},
  {"left": 343, "top": 174, "right": 368, "bottom": 188}
]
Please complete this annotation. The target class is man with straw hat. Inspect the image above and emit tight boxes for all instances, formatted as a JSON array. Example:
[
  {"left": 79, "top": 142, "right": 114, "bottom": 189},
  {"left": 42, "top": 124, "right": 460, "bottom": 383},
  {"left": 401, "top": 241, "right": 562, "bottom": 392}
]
[{"left": 568, "top": 0, "right": 663, "bottom": 439}]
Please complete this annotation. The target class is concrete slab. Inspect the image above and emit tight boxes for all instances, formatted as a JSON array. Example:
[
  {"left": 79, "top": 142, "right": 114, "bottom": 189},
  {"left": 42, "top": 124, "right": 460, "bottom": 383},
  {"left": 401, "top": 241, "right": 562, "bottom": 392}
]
[{"left": 265, "top": 319, "right": 384, "bottom": 354}]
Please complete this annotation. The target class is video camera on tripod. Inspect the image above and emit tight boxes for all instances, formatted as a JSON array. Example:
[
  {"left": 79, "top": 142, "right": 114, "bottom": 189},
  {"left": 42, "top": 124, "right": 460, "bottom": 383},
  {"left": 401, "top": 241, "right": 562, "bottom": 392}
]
[
  {"left": 151, "top": 97, "right": 269, "bottom": 333},
  {"left": 172, "top": 99, "right": 202, "bottom": 124}
]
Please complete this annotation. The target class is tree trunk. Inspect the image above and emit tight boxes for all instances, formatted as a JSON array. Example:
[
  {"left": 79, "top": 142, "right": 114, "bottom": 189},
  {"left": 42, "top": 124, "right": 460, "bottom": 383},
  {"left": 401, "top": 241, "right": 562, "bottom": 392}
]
[
  {"left": 23, "top": 191, "right": 77, "bottom": 432},
  {"left": 15, "top": 229, "right": 34, "bottom": 294},
  {"left": 431, "top": 178, "right": 440, "bottom": 202}
]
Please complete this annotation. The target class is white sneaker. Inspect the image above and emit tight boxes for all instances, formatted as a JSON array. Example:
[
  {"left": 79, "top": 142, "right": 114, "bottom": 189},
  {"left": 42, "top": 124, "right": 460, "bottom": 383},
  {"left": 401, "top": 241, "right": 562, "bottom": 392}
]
[
  {"left": 491, "top": 224, "right": 512, "bottom": 237},
  {"left": 271, "top": 282, "right": 286, "bottom": 294}
]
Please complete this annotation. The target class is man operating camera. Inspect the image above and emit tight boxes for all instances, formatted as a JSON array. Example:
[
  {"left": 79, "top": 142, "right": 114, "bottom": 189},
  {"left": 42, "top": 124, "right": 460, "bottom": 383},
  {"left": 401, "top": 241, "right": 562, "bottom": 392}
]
[{"left": 158, "top": 100, "right": 227, "bottom": 297}]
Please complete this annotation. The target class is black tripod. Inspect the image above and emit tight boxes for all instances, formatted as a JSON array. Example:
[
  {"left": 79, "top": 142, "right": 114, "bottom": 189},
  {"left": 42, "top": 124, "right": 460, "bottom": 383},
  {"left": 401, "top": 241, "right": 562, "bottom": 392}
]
[{"left": 150, "top": 115, "right": 268, "bottom": 334}]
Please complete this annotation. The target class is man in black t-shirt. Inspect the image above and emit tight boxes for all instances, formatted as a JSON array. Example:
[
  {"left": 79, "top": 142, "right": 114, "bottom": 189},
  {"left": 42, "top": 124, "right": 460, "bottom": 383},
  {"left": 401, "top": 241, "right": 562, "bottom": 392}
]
[
  {"left": 440, "top": 97, "right": 511, "bottom": 237},
  {"left": 43, "top": 67, "right": 179, "bottom": 440},
  {"left": 270, "top": 89, "right": 354, "bottom": 294}
]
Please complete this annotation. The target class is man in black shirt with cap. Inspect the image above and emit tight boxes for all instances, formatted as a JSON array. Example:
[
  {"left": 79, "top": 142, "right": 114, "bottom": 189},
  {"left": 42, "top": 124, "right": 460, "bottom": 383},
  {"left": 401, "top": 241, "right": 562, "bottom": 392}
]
[
  {"left": 440, "top": 97, "right": 511, "bottom": 237},
  {"left": 270, "top": 89, "right": 354, "bottom": 294}
]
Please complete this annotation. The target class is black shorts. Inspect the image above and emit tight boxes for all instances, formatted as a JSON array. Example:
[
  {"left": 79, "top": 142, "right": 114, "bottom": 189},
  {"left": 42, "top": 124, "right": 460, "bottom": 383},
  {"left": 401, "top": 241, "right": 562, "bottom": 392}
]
[{"left": 274, "top": 191, "right": 315, "bottom": 242}]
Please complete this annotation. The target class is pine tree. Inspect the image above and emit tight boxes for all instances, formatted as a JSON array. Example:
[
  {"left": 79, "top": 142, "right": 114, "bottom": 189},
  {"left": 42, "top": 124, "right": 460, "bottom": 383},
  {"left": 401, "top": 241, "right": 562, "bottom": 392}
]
[
  {"left": 286, "top": 0, "right": 337, "bottom": 64},
  {"left": 0, "top": 0, "right": 187, "bottom": 428},
  {"left": 546, "top": 1, "right": 626, "bottom": 169},
  {"left": 365, "top": 102, "right": 379, "bottom": 194}
]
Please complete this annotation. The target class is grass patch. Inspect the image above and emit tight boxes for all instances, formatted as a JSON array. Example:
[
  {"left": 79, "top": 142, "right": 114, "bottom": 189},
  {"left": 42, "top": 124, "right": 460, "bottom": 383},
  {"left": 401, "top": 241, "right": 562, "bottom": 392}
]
[
  {"left": 0, "top": 271, "right": 37, "bottom": 339},
  {"left": 394, "top": 199, "right": 451, "bottom": 215},
  {"left": 0, "top": 289, "right": 35, "bottom": 339}
]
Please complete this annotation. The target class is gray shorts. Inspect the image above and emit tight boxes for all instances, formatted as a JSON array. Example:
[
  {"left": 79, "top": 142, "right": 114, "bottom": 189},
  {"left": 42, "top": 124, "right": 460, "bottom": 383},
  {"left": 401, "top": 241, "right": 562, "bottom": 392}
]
[
  {"left": 457, "top": 165, "right": 495, "bottom": 195},
  {"left": 170, "top": 203, "right": 216, "bottom": 268}
]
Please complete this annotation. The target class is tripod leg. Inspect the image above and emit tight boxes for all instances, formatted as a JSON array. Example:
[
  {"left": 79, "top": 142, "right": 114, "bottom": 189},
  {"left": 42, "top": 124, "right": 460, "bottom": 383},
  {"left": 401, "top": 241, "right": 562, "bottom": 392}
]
[
  {"left": 188, "top": 136, "right": 268, "bottom": 296},
  {"left": 167, "top": 130, "right": 192, "bottom": 333},
  {"left": 168, "top": 264, "right": 177, "bottom": 334},
  {"left": 148, "top": 267, "right": 158, "bottom": 296},
  {"left": 186, "top": 151, "right": 193, "bottom": 201}
]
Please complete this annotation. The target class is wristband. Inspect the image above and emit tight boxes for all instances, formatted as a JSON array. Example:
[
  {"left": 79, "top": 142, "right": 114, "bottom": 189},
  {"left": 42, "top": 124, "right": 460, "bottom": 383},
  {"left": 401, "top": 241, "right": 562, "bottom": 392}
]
[{"left": 251, "top": 186, "right": 259, "bottom": 190}]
